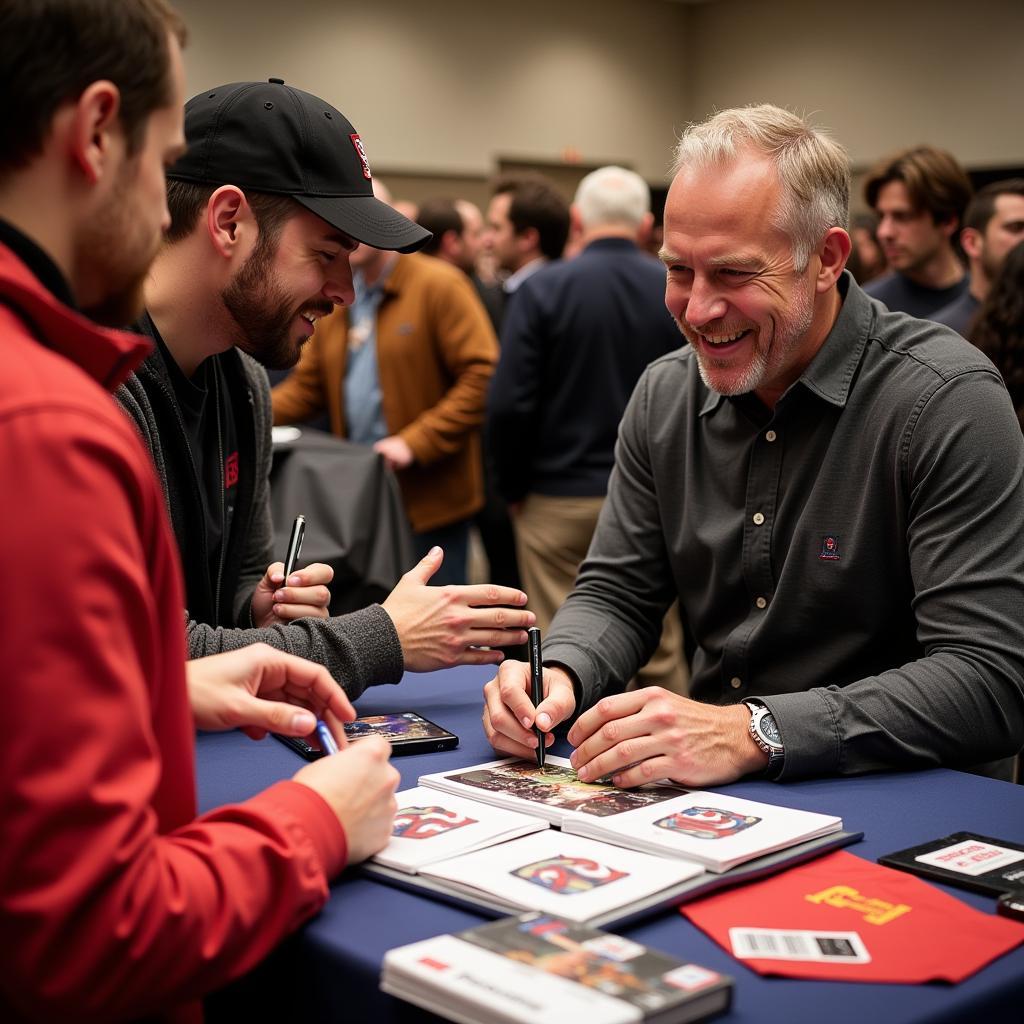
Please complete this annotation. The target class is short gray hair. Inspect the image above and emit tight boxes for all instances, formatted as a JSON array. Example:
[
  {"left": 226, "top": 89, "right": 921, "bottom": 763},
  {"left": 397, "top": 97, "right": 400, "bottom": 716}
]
[
  {"left": 672, "top": 104, "right": 850, "bottom": 270},
  {"left": 573, "top": 165, "right": 650, "bottom": 231}
]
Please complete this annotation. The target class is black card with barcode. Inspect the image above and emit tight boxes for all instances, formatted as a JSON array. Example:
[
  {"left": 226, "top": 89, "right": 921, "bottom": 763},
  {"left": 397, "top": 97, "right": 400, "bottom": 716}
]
[{"left": 879, "top": 832, "right": 1024, "bottom": 896}]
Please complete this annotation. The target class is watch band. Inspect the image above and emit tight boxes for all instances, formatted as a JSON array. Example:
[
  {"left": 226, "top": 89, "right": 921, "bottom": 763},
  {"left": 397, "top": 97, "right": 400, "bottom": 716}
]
[{"left": 743, "top": 699, "right": 785, "bottom": 778}]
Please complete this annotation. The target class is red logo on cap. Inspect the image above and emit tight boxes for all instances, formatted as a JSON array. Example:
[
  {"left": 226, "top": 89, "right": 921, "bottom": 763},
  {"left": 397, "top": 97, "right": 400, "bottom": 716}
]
[{"left": 349, "top": 134, "right": 372, "bottom": 180}]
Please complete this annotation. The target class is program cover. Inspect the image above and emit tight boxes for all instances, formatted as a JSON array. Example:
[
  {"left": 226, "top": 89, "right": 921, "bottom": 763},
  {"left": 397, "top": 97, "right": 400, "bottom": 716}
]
[
  {"left": 382, "top": 912, "right": 732, "bottom": 1024},
  {"left": 879, "top": 832, "right": 1024, "bottom": 896}
]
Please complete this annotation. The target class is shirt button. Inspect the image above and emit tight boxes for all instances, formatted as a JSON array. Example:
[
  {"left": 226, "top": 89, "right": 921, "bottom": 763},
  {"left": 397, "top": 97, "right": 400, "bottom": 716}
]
[
  {"left": 755, "top": 597, "right": 767, "bottom": 609},
  {"left": 730, "top": 677, "right": 742, "bottom": 689},
  {"left": 752, "top": 512, "right": 765, "bottom": 526},
  {"left": 765, "top": 430, "right": 777, "bottom": 442}
]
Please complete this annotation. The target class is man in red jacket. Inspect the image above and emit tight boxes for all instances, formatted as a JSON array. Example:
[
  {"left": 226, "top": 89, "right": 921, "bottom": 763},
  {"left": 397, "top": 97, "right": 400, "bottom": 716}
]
[{"left": 0, "top": 2, "right": 399, "bottom": 1020}]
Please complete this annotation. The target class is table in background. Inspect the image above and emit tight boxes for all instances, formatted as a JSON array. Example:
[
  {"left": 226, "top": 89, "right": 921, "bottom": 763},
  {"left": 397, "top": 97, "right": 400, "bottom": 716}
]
[
  {"left": 269, "top": 427, "right": 414, "bottom": 615},
  {"left": 197, "top": 665, "right": 1024, "bottom": 1023}
]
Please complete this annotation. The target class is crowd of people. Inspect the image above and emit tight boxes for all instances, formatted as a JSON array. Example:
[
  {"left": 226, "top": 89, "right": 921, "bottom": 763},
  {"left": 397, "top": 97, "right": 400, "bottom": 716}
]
[{"left": 2, "top": 0, "right": 1022, "bottom": 1020}]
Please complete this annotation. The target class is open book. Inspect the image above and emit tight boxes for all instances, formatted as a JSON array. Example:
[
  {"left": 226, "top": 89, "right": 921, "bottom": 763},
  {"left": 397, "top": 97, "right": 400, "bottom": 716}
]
[
  {"left": 382, "top": 911, "right": 733, "bottom": 1024},
  {"left": 365, "top": 758, "right": 858, "bottom": 928},
  {"left": 418, "top": 756, "right": 843, "bottom": 873}
]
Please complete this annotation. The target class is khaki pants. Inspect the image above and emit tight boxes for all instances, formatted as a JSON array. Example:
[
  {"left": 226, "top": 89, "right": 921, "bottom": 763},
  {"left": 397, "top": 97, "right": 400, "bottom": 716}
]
[{"left": 514, "top": 493, "right": 688, "bottom": 694}]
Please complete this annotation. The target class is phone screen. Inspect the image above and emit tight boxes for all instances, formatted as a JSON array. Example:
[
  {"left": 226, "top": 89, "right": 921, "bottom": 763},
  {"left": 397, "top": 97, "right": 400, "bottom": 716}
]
[
  {"left": 344, "top": 712, "right": 453, "bottom": 744},
  {"left": 274, "top": 712, "right": 457, "bottom": 760}
]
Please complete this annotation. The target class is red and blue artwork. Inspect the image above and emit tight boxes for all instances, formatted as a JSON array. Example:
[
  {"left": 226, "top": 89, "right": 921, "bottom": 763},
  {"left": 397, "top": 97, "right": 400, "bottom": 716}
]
[
  {"left": 513, "top": 855, "right": 629, "bottom": 894},
  {"left": 392, "top": 805, "right": 477, "bottom": 840},
  {"left": 654, "top": 805, "right": 760, "bottom": 840}
]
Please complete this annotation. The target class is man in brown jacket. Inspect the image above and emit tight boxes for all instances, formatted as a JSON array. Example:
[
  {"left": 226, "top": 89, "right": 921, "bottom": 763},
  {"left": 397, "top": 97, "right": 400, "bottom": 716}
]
[{"left": 272, "top": 183, "right": 499, "bottom": 585}]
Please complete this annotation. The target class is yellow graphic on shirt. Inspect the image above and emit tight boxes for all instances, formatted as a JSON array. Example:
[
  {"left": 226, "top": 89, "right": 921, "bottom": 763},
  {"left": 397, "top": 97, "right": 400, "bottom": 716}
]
[{"left": 805, "top": 885, "right": 911, "bottom": 925}]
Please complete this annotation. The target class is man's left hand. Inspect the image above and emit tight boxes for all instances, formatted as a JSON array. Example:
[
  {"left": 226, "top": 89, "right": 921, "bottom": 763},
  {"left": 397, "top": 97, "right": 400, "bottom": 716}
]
[
  {"left": 187, "top": 643, "right": 355, "bottom": 741},
  {"left": 251, "top": 560, "right": 334, "bottom": 626},
  {"left": 568, "top": 687, "right": 767, "bottom": 788},
  {"left": 374, "top": 435, "right": 415, "bottom": 471}
]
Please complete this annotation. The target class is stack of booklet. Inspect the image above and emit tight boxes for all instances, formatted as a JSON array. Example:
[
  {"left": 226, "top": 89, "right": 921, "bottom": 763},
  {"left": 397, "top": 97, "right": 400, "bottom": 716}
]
[
  {"left": 382, "top": 911, "right": 733, "bottom": 1024},
  {"left": 367, "top": 756, "right": 853, "bottom": 928}
]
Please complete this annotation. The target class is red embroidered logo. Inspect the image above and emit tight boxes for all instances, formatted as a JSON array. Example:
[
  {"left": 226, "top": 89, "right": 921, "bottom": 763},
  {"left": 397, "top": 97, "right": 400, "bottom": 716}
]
[
  {"left": 349, "top": 133, "right": 372, "bottom": 180},
  {"left": 819, "top": 535, "right": 840, "bottom": 561},
  {"left": 224, "top": 452, "right": 239, "bottom": 488}
]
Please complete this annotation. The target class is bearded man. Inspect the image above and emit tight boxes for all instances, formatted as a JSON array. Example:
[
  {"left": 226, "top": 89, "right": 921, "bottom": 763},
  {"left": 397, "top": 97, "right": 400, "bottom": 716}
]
[{"left": 118, "top": 80, "right": 535, "bottom": 697}]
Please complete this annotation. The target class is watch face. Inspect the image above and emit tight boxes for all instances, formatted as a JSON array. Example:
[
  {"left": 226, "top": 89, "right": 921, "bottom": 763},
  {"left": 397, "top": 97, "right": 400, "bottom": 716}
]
[{"left": 760, "top": 712, "right": 782, "bottom": 746}]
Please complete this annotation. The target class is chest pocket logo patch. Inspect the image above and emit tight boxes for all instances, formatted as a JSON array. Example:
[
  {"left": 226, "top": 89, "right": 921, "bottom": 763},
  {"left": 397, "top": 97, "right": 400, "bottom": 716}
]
[{"left": 819, "top": 535, "right": 840, "bottom": 561}]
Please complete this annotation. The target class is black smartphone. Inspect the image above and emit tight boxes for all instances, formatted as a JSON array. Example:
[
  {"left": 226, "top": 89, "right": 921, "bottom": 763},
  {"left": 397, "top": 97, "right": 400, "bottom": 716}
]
[{"left": 273, "top": 711, "right": 459, "bottom": 761}]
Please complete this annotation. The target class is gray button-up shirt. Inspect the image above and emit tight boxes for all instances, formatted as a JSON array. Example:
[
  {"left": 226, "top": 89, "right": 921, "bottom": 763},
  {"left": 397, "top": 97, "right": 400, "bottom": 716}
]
[{"left": 544, "top": 273, "right": 1024, "bottom": 780}]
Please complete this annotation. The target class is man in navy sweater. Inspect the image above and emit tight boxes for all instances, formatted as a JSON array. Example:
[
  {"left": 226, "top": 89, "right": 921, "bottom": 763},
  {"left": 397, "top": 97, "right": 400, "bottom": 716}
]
[{"left": 488, "top": 166, "right": 686, "bottom": 691}]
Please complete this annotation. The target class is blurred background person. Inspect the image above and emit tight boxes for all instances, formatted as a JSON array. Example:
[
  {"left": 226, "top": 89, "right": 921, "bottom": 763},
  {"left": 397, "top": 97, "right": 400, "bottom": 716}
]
[
  {"left": 969, "top": 239, "right": 1024, "bottom": 428},
  {"left": 484, "top": 173, "right": 570, "bottom": 311},
  {"left": 846, "top": 211, "right": 887, "bottom": 284},
  {"left": 934, "top": 179, "right": 1024, "bottom": 336},
  {"left": 864, "top": 145, "right": 972, "bottom": 317}
]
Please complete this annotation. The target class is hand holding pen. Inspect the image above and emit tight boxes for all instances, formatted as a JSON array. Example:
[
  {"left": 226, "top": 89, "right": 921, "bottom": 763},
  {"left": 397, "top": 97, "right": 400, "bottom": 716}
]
[{"left": 251, "top": 514, "right": 334, "bottom": 627}]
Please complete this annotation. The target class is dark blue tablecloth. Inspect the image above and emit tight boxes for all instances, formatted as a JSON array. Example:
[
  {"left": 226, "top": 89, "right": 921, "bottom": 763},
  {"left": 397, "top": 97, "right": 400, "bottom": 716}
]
[{"left": 196, "top": 664, "right": 1024, "bottom": 1023}]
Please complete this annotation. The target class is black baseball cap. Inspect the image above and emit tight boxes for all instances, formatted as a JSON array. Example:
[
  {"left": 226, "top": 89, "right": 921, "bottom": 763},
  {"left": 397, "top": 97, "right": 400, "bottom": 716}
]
[{"left": 167, "top": 78, "right": 430, "bottom": 253}]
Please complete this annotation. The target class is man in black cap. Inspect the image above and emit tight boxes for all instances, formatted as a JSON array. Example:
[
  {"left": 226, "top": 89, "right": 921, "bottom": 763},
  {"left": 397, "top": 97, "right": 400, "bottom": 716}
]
[{"left": 117, "top": 79, "right": 535, "bottom": 696}]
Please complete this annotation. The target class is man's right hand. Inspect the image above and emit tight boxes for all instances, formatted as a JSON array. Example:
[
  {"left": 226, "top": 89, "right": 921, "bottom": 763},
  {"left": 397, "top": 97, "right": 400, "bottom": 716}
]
[
  {"left": 382, "top": 547, "right": 536, "bottom": 670},
  {"left": 293, "top": 736, "right": 400, "bottom": 865},
  {"left": 482, "top": 660, "right": 577, "bottom": 758}
]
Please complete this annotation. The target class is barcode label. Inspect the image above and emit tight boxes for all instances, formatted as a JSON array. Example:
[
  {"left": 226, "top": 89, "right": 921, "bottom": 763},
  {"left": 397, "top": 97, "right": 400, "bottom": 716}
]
[{"left": 729, "top": 927, "right": 871, "bottom": 964}]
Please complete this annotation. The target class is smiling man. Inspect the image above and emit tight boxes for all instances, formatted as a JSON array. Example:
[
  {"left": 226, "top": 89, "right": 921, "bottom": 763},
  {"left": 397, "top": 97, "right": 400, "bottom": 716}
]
[
  {"left": 118, "top": 80, "right": 534, "bottom": 696},
  {"left": 483, "top": 104, "right": 1024, "bottom": 786}
]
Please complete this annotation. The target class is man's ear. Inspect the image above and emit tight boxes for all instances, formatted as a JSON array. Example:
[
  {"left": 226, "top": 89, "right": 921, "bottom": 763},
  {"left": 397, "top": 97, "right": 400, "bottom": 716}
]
[
  {"left": 206, "top": 185, "right": 255, "bottom": 259},
  {"left": 815, "top": 226, "right": 853, "bottom": 292},
  {"left": 960, "top": 226, "right": 983, "bottom": 262},
  {"left": 440, "top": 228, "right": 461, "bottom": 261},
  {"left": 68, "top": 80, "right": 122, "bottom": 183},
  {"left": 636, "top": 211, "right": 655, "bottom": 247},
  {"left": 569, "top": 205, "right": 584, "bottom": 238},
  {"left": 937, "top": 213, "right": 959, "bottom": 241},
  {"left": 517, "top": 224, "right": 540, "bottom": 258}
]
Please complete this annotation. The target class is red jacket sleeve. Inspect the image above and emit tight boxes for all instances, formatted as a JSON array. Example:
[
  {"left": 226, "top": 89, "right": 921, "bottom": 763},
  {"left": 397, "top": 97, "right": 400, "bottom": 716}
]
[{"left": 0, "top": 399, "right": 346, "bottom": 1021}]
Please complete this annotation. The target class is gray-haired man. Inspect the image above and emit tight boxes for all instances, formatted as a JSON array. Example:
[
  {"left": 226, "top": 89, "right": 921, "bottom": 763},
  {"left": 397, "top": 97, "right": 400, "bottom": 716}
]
[{"left": 484, "top": 105, "right": 1024, "bottom": 786}]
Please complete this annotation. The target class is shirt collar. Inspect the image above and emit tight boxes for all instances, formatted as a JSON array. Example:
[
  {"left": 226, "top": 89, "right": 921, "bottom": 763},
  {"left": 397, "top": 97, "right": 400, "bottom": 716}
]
[
  {"left": 794, "top": 271, "right": 871, "bottom": 409},
  {"left": 0, "top": 217, "right": 75, "bottom": 308},
  {"left": 504, "top": 256, "right": 548, "bottom": 294},
  {"left": 0, "top": 241, "right": 151, "bottom": 391}
]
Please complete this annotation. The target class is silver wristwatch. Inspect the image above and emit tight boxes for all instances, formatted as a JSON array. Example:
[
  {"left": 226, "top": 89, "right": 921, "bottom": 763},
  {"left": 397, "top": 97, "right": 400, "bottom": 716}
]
[{"left": 743, "top": 699, "right": 785, "bottom": 778}]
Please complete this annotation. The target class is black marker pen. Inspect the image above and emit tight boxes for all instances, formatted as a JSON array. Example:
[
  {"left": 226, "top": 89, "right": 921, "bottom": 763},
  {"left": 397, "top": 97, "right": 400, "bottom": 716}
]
[{"left": 283, "top": 514, "right": 305, "bottom": 580}]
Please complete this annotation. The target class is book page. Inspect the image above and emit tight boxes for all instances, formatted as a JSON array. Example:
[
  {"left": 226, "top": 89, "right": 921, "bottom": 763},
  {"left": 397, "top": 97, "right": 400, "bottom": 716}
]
[
  {"left": 568, "top": 790, "right": 842, "bottom": 872},
  {"left": 374, "top": 787, "right": 549, "bottom": 872},
  {"left": 419, "top": 756, "right": 686, "bottom": 826},
  {"left": 419, "top": 830, "right": 703, "bottom": 923}
]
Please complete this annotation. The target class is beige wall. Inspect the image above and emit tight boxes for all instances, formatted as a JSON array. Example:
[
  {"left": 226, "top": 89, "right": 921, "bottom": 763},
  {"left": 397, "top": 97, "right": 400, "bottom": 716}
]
[
  {"left": 686, "top": 0, "right": 1024, "bottom": 172},
  {"left": 173, "top": 0, "right": 689, "bottom": 184},
  {"left": 172, "top": 0, "right": 1023, "bottom": 196}
]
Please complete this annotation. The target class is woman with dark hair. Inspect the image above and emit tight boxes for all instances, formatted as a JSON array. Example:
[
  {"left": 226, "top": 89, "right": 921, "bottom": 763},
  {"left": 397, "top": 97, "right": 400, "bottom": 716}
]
[{"left": 970, "top": 239, "right": 1024, "bottom": 428}]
